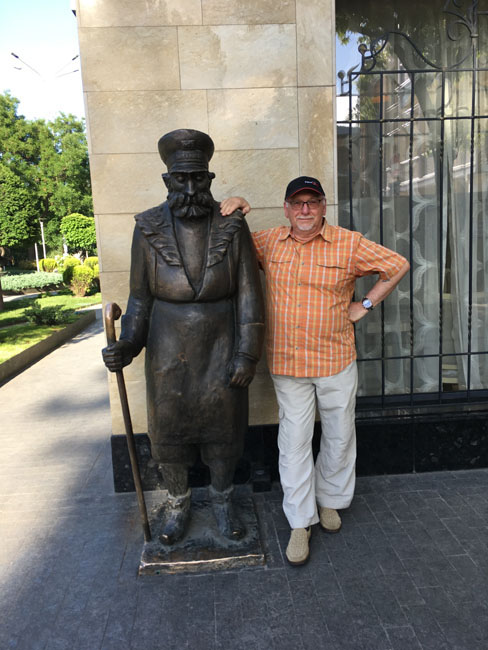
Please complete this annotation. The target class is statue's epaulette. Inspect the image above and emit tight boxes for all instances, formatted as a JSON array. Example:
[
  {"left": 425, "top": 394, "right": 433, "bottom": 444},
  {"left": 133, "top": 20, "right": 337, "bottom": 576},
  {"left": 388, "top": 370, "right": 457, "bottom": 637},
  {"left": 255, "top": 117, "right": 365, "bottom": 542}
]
[
  {"left": 134, "top": 204, "right": 244, "bottom": 267},
  {"left": 134, "top": 204, "right": 181, "bottom": 266},
  {"left": 207, "top": 211, "right": 244, "bottom": 267}
]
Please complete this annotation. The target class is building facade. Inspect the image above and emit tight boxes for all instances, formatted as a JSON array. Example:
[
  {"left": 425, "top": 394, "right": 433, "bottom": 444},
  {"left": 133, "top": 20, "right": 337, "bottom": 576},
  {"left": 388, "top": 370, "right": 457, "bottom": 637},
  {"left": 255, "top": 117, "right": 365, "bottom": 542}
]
[{"left": 75, "top": 0, "right": 488, "bottom": 479}]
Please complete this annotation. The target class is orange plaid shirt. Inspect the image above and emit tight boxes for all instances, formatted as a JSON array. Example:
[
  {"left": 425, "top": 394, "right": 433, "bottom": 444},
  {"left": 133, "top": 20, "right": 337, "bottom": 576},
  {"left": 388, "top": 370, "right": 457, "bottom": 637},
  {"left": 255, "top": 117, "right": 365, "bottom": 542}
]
[{"left": 252, "top": 221, "right": 407, "bottom": 377}]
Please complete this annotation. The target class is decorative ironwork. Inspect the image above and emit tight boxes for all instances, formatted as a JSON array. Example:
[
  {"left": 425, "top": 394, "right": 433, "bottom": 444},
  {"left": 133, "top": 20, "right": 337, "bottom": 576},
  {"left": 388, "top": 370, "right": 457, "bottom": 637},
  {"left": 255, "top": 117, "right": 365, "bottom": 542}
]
[
  {"left": 444, "top": 0, "right": 482, "bottom": 41},
  {"left": 336, "top": 0, "right": 488, "bottom": 410},
  {"left": 346, "top": 0, "right": 486, "bottom": 77}
]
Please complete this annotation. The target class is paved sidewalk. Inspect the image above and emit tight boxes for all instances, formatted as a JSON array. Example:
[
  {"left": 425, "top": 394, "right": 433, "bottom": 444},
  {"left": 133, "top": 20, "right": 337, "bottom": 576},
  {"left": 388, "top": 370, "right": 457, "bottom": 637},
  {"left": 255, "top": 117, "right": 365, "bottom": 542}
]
[{"left": 1, "top": 308, "right": 488, "bottom": 650}]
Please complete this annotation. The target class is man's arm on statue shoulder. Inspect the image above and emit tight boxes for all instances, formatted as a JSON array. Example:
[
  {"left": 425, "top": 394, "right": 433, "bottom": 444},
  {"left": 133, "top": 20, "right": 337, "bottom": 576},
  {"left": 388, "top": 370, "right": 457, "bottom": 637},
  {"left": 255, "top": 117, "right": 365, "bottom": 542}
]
[
  {"left": 220, "top": 196, "right": 267, "bottom": 271},
  {"left": 220, "top": 197, "right": 251, "bottom": 216}
]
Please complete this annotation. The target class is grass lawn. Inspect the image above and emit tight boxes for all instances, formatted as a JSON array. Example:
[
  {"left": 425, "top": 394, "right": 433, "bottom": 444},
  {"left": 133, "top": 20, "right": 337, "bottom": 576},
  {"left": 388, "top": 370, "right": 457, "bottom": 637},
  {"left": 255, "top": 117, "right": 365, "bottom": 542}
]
[
  {"left": 0, "top": 293, "right": 101, "bottom": 363},
  {"left": 0, "top": 323, "right": 68, "bottom": 364},
  {"left": 0, "top": 293, "right": 101, "bottom": 327}
]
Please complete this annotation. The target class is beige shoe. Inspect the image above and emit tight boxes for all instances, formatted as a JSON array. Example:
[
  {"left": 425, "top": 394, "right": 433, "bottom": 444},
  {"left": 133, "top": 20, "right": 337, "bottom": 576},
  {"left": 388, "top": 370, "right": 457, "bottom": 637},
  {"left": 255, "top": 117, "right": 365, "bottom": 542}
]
[
  {"left": 285, "top": 527, "right": 311, "bottom": 566},
  {"left": 319, "top": 507, "right": 342, "bottom": 533}
]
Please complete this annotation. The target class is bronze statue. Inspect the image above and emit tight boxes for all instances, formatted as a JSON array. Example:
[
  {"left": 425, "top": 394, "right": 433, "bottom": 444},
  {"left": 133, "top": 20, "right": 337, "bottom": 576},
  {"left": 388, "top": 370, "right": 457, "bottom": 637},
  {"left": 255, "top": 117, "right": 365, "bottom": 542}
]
[{"left": 102, "top": 129, "right": 265, "bottom": 545}]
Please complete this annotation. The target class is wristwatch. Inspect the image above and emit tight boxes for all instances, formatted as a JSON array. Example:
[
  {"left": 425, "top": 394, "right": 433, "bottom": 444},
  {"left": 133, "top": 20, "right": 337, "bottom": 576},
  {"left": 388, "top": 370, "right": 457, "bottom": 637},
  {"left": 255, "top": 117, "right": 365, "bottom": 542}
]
[{"left": 361, "top": 297, "right": 374, "bottom": 311}]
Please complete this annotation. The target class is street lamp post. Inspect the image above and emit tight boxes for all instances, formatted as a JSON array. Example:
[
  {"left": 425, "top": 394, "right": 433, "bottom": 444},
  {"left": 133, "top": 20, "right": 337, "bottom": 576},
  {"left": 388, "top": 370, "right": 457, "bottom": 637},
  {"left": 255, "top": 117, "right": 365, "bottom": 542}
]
[{"left": 39, "top": 220, "right": 47, "bottom": 259}]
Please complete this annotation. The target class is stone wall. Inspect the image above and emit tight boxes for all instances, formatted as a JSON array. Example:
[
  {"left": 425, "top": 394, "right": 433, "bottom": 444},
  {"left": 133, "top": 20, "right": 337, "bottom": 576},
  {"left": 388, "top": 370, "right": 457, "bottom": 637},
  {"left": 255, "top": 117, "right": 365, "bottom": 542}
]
[{"left": 75, "top": 0, "right": 337, "bottom": 434}]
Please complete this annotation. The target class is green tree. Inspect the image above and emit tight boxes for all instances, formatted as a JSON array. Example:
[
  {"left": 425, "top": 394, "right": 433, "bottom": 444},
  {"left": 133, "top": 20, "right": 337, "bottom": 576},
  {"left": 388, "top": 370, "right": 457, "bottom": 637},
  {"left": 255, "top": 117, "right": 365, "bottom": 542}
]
[
  {"left": 0, "top": 164, "right": 39, "bottom": 247},
  {"left": 37, "top": 114, "right": 93, "bottom": 221},
  {"left": 0, "top": 93, "right": 43, "bottom": 180},
  {"left": 0, "top": 92, "right": 93, "bottom": 256},
  {"left": 0, "top": 93, "right": 43, "bottom": 252},
  {"left": 60, "top": 213, "right": 97, "bottom": 256}
]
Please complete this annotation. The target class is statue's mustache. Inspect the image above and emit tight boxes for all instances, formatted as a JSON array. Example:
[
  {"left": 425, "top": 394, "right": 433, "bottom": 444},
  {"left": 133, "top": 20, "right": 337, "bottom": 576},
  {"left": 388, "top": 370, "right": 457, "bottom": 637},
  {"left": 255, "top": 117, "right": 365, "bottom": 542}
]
[{"left": 167, "top": 190, "right": 214, "bottom": 217}]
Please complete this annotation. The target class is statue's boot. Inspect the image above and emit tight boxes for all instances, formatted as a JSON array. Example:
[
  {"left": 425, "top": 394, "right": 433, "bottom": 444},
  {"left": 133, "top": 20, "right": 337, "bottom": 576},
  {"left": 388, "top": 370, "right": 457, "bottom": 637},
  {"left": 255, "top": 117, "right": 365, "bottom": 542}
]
[
  {"left": 209, "top": 485, "right": 245, "bottom": 540},
  {"left": 159, "top": 489, "right": 191, "bottom": 545}
]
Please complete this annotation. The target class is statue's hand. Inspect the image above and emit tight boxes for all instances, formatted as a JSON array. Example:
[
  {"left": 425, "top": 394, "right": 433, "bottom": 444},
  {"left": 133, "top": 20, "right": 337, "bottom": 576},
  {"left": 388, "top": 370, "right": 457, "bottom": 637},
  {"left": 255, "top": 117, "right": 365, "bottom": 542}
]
[
  {"left": 220, "top": 197, "right": 251, "bottom": 216},
  {"left": 102, "top": 339, "right": 135, "bottom": 372},
  {"left": 229, "top": 356, "right": 257, "bottom": 388}
]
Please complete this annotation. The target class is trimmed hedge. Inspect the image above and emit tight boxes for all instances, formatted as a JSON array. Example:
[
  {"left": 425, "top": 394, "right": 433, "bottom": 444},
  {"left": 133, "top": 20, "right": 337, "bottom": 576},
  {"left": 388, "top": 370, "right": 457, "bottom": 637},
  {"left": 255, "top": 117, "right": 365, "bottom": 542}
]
[
  {"left": 1, "top": 272, "right": 64, "bottom": 292},
  {"left": 39, "top": 258, "right": 58, "bottom": 273},
  {"left": 62, "top": 257, "right": 82, "bottom": 284},
  {"left": 84, "top": 256, "right": 99, "bottom": 271},
  {"left": 71, "top": 265, "right": 94, "bottom": 297}
]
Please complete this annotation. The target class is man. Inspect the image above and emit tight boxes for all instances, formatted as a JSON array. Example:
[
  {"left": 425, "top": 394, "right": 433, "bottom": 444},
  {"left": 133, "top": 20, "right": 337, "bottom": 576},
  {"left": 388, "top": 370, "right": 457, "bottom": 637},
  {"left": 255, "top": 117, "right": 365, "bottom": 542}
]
[
  {"left": 221, "top": 177, "right": 409, "bottom": 565},
  {"left": 103, "top": 129, "right": 264, "bottom": 545}
]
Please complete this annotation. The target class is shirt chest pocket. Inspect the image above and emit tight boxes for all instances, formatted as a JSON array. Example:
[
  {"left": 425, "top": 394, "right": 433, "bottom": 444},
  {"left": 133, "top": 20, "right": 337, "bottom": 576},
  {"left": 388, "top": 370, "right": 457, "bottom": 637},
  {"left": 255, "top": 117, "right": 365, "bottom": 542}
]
[
  {"left": 315, "top": 260, "right": 350, "bottom": 289},
  {"left": 269, "top": 251, "right": 294, "bottom": 281}
]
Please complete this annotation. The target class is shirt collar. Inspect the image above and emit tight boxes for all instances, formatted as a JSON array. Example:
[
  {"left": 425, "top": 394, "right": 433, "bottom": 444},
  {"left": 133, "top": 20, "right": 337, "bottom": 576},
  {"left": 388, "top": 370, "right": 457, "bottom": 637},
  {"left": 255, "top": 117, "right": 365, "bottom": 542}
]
[{"left": 278, "top": 219, "right": 332, "bottom": 242}]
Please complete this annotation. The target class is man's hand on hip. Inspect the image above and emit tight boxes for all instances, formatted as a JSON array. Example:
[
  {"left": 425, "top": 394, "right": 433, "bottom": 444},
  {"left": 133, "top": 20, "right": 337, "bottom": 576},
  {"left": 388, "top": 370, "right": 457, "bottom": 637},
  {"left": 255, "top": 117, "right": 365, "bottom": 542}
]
[{"left": 348, "top": 302, "right": 369, "bottom": 323}]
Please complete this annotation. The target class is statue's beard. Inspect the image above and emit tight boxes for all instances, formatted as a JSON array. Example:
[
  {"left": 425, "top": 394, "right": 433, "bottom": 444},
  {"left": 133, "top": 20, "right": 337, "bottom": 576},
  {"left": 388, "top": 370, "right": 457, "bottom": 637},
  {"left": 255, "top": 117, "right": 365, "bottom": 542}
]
[{"left": 167, "top": 190, "right": 214, "bottom": 219}]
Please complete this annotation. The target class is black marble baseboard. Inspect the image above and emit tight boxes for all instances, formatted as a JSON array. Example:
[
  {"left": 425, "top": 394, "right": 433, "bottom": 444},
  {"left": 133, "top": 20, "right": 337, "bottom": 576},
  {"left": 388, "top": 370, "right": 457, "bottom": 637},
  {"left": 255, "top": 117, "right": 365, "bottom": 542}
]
[{"left": 111, "top": 408, "right": 488, "bottom": 492}]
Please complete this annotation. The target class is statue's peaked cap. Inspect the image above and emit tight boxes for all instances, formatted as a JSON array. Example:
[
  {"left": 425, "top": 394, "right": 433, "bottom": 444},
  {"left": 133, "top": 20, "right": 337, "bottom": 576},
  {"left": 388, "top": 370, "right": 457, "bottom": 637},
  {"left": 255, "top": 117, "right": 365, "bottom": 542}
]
[{"left": 158, "top": 129, "right": 214, "bottom": 173}]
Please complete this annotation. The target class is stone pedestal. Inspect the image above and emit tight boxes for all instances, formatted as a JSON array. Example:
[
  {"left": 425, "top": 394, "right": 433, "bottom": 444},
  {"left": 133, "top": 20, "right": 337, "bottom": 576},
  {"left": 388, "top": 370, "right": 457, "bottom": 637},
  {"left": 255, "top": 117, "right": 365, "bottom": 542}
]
[{"left": 139, "top": 492, "right": 265, "bottom": 575}]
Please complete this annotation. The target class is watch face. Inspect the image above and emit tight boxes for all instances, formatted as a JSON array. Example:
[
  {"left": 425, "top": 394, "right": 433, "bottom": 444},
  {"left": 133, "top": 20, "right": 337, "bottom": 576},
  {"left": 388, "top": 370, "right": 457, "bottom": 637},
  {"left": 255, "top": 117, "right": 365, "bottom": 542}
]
[{"left": 362, "top": 298, "right": 373, "bottom": 310}]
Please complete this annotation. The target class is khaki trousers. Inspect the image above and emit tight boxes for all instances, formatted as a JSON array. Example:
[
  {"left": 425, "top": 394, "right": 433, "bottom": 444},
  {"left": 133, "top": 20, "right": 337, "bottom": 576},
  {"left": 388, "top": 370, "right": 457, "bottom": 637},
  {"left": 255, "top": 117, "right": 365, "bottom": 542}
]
[{"left": 271, "top": 361, "right": 358, "bottom": 529}]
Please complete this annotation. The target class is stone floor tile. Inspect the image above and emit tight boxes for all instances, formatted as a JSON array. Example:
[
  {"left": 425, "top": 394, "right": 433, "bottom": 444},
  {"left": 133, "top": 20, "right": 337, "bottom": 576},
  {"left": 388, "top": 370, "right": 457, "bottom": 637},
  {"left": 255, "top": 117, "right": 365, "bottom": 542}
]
[
  {"left": 310, "top": 562, "right": 341, "bottom": 597},
  {"left": 385, "top": 625, "right": 423, "bottom": 649},
  {"left": 214, "top": 572, "right": 239, "bottom": 603},
  {"left": 272, "top": 632, "right": 305, "bottom": 650},
  {"left": 356, "top": 625, "right": 392, "bottom": 650},
  {"left": 362, "top": 494, "right": 392, "bottom": 512},
  {"left": 426, "top": 527, "right": 466, "bottom": 556},
  {"left": 403, "top": 604, "right": 451, "bottom": 650},
  {"left": 417, "top": 586, "right": 458, "bottom": 623},
  {"left": 265, "top": 595, "right": 297, "bottom": 636},
  {"left": 368, "top": 583, "right": 408, "bottom": 627}
]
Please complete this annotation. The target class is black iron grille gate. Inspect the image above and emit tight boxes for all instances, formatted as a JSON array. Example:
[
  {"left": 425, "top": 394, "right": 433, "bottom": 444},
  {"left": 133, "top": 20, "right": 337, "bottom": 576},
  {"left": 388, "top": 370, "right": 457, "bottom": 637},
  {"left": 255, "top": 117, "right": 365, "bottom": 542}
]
[{"left": 337, "top": 2, "right": 488, "bottom": 413}]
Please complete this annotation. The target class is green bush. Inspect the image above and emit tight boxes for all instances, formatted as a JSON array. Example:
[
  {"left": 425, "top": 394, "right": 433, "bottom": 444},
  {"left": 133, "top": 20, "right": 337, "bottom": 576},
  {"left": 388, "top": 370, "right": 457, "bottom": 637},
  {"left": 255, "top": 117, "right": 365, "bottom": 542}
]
[
  {"left": 39, "top": 258, "right": 57, "bottom": 273},
  {"left": 84, "top": 256, "right": 99, "bottom": 271},
  {"left": 25, "top": 301, "right": 74, "bottom": 326},
  {"left": 1, "top": 272, "right": 63, "bottom": 292},
  {"left": 61, "top": 257, "right": 82, "bottom": 285},
  {"left": 70, "top": 265, "right": 94, "bottom": 297}
]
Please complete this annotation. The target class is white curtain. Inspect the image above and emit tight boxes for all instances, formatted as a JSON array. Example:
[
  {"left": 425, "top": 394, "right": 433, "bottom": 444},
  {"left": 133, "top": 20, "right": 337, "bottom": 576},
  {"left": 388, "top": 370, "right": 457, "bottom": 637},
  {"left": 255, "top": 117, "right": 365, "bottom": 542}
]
[{"left": 338, "top": 30, "right": 488, "bottom": 397}]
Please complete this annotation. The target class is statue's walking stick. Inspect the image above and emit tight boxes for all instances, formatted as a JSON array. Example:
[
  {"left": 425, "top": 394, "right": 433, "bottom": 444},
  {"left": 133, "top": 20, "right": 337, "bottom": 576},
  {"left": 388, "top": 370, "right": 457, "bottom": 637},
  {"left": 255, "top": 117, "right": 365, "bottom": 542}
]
[{"left": 104, "top": 302, "right": 152, "bottom": 542}]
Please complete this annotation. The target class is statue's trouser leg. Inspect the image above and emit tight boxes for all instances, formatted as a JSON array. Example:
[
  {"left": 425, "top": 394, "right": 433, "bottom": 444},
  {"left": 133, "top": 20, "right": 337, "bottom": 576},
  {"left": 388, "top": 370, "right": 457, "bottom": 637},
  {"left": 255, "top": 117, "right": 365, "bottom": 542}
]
[
  {"left": 153, "top": 445, "right": 197, "bottom": 545},
  {"left": 203, "top": 446, "right": 246, "bottom": 540},
  {"left": 160, "top": 463, "right": 189, "bottom": 496},
  {"left": 205, "top": 458, "right": 235, "bottom": 492}
]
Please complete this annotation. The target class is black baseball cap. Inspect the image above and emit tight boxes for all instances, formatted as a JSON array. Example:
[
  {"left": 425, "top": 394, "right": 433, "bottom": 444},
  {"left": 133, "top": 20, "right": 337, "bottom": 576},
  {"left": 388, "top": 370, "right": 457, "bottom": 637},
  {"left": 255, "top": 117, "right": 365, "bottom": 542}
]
[{"left": 285, "top": 176, "right": 325, "bottom": 200}]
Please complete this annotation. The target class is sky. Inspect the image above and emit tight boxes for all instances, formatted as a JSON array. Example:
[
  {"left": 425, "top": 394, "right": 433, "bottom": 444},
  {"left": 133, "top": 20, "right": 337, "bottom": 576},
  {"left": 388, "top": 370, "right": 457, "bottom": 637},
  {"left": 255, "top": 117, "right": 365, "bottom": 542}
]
[
  {"left": 0, "top": 1, "right": 362, "bottom": 124},
  {"left": 0, "top": 0, "right": 85, "bottom": 121}
]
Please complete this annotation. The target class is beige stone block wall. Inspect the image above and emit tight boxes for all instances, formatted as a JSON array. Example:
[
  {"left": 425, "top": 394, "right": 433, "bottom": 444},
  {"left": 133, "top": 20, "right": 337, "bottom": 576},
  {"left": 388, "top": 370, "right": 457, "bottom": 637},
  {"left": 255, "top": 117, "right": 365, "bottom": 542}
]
[
  {"left": 86, "top": 91, "right": 209, "bottom": 154},
  {"left": 178, "top": 25, "right": 297, "bottom": 89},
  {"left": 76, "top": 0, "right": 337, "bottom": 432},
  {"left": 207, "top": 88, "right": 298, "bottom": 151},
  {"left": 79, "top": 27, "right": 180, "bottom": 91},
  {"left": 202, "top": 0, "right": 295, "bottom": 25},
  {"left": 78, "top": 0, "right": 203, "bottom": 26}
]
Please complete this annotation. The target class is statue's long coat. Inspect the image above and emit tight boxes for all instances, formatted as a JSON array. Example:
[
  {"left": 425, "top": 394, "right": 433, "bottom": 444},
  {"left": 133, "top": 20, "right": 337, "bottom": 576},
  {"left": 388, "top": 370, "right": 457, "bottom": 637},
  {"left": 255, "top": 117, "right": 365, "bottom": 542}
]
[{"left": 120, "top": 201, "right": 264, "bottom": 455}]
